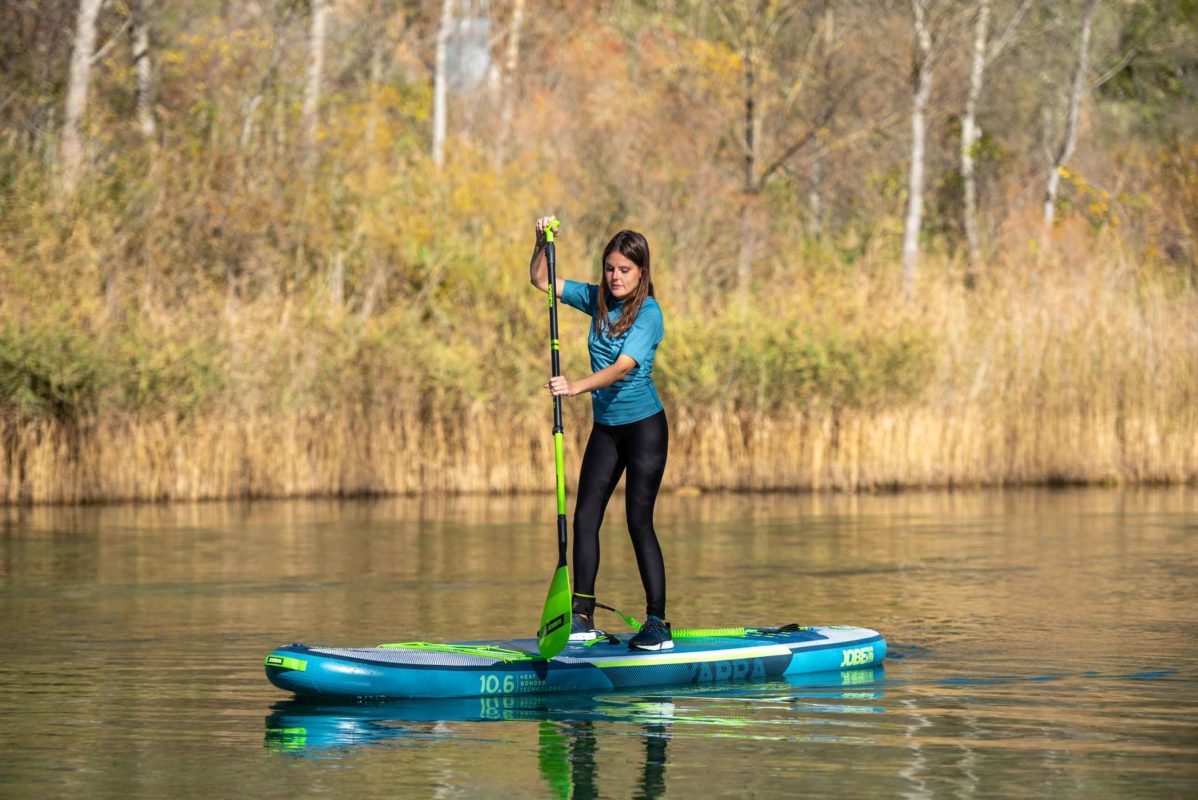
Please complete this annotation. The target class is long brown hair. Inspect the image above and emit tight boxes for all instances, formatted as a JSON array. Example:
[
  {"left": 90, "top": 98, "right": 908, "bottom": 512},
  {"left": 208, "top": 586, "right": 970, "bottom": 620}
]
[{"left": 595, "top": 230, "right": 654, "bottom": 338}]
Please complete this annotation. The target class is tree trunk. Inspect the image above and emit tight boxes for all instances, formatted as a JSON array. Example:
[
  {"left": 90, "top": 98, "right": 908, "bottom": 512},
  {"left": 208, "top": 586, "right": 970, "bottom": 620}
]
[
  {"left": 736, "top": 25, "right": 759, "bottom": 302},
  {"left": 961, "top": 0, "right": 990, "bottom": 284},
  {"left": 494, "top": 0, "right": 526, "bottom": 168},
  {"left": 902, "top": 0, "right": 934, "bottom": 301},
  {"left": 808, "top": 148, "right": 823, "bottom": 241},
  {"left": 365, "top": 9, "right": 385, "bottom": 152},
  {"left": 361, "top": 6, "right": 388, "bottom": 320},
  {"left": 433, "top": 0, "right": 454, "bottom": 168},
  {"left": 303, "top": 0, "right": 328, "bottom": 172},
  {"left": 1043, "top": 0, "right": 1098, "bottom": 228},
  {"left": 330, "top": 252, "right": 344, "bottom": 307},
  {"left": 240, "top": 6, "right": 291, "bottom": 154},
  {"left": 359, "top": 259, "right": 385, "bottom": 320},
  {"left": 131, "top": 0, "right": 157, "bottom": 140},
  {"left": 60, "top": 0, "right": 104, "bottom": 195},
  {"left": 808, "top": 2, "right": 834, "bottom": 242}
]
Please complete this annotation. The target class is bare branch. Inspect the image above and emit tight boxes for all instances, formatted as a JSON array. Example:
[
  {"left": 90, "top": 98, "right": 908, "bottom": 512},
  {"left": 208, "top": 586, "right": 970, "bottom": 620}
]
[
  {"left": 758, "top": 73, "right": 862, "bottom": 185},
  {"left": 987, "top": 0, "right": 1037, "bottom": 64},
  {"left": 1093, "top": 47, "right": 1139, "bottom": 88},
  {"left": 91, "top": 16, "right": 133, "bottom": 65}
]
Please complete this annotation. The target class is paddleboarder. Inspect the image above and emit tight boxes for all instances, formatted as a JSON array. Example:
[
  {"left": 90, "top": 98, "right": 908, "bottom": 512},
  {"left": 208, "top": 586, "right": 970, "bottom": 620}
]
[{"left": 529, "top": 217, "right": 672, "bottom": 651}]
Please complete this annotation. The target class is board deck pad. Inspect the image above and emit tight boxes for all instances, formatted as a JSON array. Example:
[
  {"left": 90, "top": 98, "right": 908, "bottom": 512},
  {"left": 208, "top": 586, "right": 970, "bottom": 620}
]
[{"left": 265, "top": 625, "right": 886, "bottom": 699}]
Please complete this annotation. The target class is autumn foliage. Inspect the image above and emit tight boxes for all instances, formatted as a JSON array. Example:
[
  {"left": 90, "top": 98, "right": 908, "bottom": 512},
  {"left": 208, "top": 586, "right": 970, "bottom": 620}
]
[{"left": 0, "top": 0, "right": 1195, "bottom": 502}]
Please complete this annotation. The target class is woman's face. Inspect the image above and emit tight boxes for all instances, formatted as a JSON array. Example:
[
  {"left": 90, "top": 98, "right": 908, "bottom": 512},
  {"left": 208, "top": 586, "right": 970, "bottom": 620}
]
[{"left": 604, "top": 250, "right": 642, "bottom": 301}]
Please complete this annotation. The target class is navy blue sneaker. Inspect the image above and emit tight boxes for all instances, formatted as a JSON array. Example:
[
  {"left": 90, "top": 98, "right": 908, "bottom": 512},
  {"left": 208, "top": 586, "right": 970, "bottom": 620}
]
[
  {"left": 569, "top": 613, "right": 604, "bottom": 642},
  {"left": 628, "top": 615, "right": 673, "bottom": 651}
]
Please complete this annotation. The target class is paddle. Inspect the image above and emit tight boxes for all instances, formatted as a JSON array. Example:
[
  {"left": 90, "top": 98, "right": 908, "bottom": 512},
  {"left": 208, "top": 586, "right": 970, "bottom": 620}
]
[{"left": 537, "top": 218, "right": 572, "bottom": 660}]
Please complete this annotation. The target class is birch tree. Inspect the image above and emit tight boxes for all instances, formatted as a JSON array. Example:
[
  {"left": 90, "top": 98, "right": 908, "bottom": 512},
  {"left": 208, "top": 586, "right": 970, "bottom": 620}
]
[
  {"left": 961, "top": 0, "right": 992, "bottom": 277},
  {"left": 494, "top": 0, "right": 526, "bottom": 168},
  {"left": 433, "top": 0, "right": 455, "bottom": 168},
  {"left": 1043, "top": 0, "right": 1098, "bottom": 229},
  {"left": 960, "top": 0, "right": 1033, "bottom": 282},
  {"left": 60, "top": 0, "right": 104, "bottom": 195},
  {"left": 240, "top": 2, "right": 297, "bottom": 154},
  {"left": 131, "top": 0, "right": 157, "bottom": 140},
  {"left": 902, "top": 0, "right": 935, "bottom": 301},
  {"left": 303, "top": 0, "right": 329, "bottom": 171}
]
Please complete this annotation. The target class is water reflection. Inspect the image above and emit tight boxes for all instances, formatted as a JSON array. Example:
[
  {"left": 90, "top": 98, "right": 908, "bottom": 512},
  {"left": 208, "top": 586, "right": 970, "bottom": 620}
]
[
  {"left": 3, "top": 488, "right": 1195, "bottom": 797},
  {"left": 265, "top": 669, "right": 885, "bottom": 798}
]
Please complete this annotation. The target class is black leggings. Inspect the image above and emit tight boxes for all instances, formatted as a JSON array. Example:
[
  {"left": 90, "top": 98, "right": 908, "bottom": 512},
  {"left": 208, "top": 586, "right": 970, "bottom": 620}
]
[{"left": 572, "top": 410, "right": 669, "bottom": 619}]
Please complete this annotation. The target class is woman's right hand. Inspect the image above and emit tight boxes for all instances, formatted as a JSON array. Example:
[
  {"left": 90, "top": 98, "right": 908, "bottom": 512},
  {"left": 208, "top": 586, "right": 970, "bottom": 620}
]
[
  {"left": 534, "top": 215, "right": 556, "bottom": 246},
  {"left": 529, "top": 216, "right": 555, "bottom": 291}
]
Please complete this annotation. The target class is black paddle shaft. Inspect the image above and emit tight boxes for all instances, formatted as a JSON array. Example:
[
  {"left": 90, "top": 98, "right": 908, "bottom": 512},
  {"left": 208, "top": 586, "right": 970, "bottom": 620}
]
[
  {"left": 545, "top": 235, "right": 569, "bottom": 569},
  {"left": 547, "top": 239, "right": 563, "bottom": 432}
]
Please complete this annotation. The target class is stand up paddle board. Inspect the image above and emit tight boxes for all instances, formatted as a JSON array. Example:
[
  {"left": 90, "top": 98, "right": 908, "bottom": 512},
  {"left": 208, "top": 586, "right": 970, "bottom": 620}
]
[
  {"left": 265, "top": 666, "right": 885, "bottom": 752},
  {"left": 264, "top": 624, "right": 885, "bottom": 699}
]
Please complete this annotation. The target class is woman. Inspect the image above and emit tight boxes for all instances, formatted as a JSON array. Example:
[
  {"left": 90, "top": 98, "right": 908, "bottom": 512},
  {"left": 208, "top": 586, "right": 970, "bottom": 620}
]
[{"left": 528, "top": 216, "right": 672, "bottom": 651}]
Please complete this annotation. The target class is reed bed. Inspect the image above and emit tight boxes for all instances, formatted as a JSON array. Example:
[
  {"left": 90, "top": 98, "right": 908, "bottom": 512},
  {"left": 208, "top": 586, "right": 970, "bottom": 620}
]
[
  {"left": 3, "top": 235, "right": 1195, "bottom": 504},
  {"left": 3, "top": 405, "right": 1193, "bottom": 505}
]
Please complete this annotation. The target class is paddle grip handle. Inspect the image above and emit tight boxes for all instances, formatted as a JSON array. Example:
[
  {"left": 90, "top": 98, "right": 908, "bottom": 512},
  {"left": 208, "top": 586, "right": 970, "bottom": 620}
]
[{"left": 546, "top": 238, "right": 563, "bottom": 435}]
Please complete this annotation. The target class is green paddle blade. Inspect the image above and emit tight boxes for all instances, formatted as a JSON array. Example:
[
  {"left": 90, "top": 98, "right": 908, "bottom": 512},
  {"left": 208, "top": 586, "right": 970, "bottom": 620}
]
[
  {"left": 537, "top": 722, "right": 570, "bottom": 800},
  {"left": 537, "top": 565, "right": 571, "bottom": 659}
]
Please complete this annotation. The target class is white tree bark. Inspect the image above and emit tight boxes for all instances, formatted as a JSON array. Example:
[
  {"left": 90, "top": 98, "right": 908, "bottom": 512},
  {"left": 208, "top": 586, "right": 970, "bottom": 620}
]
[
  {"left": 902, "top": 0, "right": 934, "bottom": 301},
  {"left": 494, "top": 0, "right": 526, "bottom": 168},
  {"left": 132, "top": 0, "right": 156, "bottom": 140},
  {"left": 1043, "top": 0, "right": 1098, "bottom": 227},
  {"left": 303, "top": 0, "right": 329, "bottom": 169},
  {"left": 961, "top": 0, "right": 990, "bottom": 279},
  {"left": 433, "top": 0, "right": 454, "bottom": 168},
  {"left": 60, "top": 0, "right": 104, "bottom": 194},
  {"left": 961, "top": 0, "right": 1034, "bottom": 281}
]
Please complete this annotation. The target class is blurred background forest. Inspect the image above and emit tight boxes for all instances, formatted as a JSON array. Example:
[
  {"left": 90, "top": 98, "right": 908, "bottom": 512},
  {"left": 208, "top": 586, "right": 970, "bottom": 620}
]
[{"left": 0, "top": 0, "right": 1195, "bottom": 503}]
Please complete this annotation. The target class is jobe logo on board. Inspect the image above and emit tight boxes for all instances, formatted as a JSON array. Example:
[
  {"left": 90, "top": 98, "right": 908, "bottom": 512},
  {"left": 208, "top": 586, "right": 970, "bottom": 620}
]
[
  {"left": 687, "top": 658, "right": 765, "bottom": 683},
  {"left": 839, "top": 646, "right": 874, "bottom": 668}
]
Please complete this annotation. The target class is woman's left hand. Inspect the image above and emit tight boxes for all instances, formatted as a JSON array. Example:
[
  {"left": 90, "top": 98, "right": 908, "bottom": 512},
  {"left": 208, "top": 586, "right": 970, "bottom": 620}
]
[{"left": 545, "top": 376, "right": 577, "bottom": 397}]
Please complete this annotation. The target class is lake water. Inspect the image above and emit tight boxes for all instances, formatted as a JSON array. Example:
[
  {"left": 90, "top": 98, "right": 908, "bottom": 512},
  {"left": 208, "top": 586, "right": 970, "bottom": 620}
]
[{"left": 1, "top": 489, "right": 1195, "bottom": 798}]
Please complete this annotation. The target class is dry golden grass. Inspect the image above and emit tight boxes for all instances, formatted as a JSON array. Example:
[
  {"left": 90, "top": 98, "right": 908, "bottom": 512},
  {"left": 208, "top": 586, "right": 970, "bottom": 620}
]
[
  {"left": 4, "top": 228, "right": 1195, "bottom": 504},
  {"left": 4, "top": 404, "right": 1193, "bottom": 504}
]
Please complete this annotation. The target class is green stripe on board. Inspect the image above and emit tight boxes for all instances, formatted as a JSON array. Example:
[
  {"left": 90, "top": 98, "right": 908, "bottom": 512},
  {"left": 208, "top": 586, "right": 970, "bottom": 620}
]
[{"left": 264, "top": 655, "right": 308, "bottom": 671}]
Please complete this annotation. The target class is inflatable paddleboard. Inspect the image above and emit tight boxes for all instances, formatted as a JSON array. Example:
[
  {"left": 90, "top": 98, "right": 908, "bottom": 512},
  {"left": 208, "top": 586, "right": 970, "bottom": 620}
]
[
  {"left": 264, "top": 624, "right": 885, "bottom": 699},
  {"left": 265, "top": 667, "right": 886, "bottom": 752}
]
